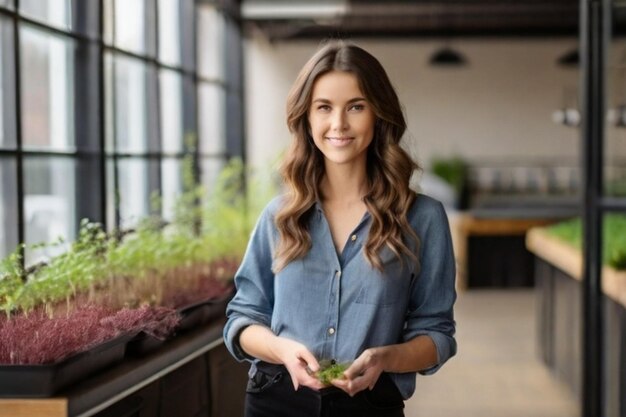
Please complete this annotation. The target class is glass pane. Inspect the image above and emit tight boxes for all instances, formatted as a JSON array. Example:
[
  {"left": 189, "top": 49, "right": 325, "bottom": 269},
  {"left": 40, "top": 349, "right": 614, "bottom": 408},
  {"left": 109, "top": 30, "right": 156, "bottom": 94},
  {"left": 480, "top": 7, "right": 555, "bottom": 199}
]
[
  {"left": 158, "top": 0, "right": 181, "bottom": 66},
  {"left": 104, "top": 0, "right": 155, "bottom": 56},
  {"left": 20, "top": 26, "right": 75, "bottom": 151},
  {"left": 197, "top": 4, "right": 224, "bottom": 80},
  {"left": 159, "top": 69, "right": 183, "bottom": 153},
  {"left": 0, "top": 0, "right": 13, "bottom": 9},
  {"left": 161, "top": 157, "right": 182, "bottom": 221},
  {"left": 605, "top": 5, "right": 626, "bottom": 197},
  {"left": 0, "top": 17, "right": 16, "bottom": 149},
  {"left": 106, "top": 54, "right": 151, "bottom": 153},
  {"left": 105, "top": 157, "right": 115, "bottom": 231},
  {"left": 103, "top": 0, "right": 113, "bottom": 46},
  {"left": 23, "top": 157, "right": 76, "bottom": 265},
  {"left": 20, "top": 0, "right": 72, "bottom": 31},
  {"left": 104, "top": 52, "right": 114, "bottom": 153},
  {"left": 198, "top": 83, "right": 225, "bottom": 155},
  {"left": 0, "top": 157, "right": 18, "bottom": 259},
  {"left": 117, "top": 158, "right": 150, "bottom": 229},
  {"left": 201, "top": 157, "right": 225, "bottom": 195}
]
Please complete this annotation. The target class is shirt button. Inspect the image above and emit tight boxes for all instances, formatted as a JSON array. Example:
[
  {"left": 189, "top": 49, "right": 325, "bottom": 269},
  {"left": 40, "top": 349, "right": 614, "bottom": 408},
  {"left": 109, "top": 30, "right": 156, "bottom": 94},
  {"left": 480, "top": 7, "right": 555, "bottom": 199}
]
[
  {"left": 350, "top": 234, "right": 357, "bottom": 242},
  {"left": 335, "top": 271, "right": 341, "bottom": 278},
  {"left": 328, "top": 327, "right": 336, "bottom": 335}
]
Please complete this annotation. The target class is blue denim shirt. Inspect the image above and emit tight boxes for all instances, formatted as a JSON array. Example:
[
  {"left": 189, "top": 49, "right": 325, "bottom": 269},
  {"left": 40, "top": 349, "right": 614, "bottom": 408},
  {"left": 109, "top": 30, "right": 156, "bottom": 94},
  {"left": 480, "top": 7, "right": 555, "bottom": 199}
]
[{"left": 223, "top": 193, "right": 457, "bottom": 399}]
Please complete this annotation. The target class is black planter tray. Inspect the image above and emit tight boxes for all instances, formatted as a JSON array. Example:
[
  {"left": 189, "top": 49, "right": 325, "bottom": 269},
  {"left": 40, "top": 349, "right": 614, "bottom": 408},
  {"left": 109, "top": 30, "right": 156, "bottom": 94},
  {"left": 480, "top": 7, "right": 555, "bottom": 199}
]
[
  {"left": 125, "top": 331, "right": 169, "bottom": 357},
  {"left": 0, "top": 332, "right": 136, "bottom": 398},
  {"left": 126, "top": 289, "right": 234, "bottom": 357},
  {"left": 177, "top": 287, "right": 235, "bottom": 331}
]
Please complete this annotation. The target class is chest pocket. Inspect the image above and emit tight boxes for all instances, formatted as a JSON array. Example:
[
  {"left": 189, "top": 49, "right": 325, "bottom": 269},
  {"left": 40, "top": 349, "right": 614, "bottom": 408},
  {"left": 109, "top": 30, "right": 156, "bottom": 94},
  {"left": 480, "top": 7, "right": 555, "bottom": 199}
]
[{"left": 354, "top": 248, "right": 411, "bottom": 307}]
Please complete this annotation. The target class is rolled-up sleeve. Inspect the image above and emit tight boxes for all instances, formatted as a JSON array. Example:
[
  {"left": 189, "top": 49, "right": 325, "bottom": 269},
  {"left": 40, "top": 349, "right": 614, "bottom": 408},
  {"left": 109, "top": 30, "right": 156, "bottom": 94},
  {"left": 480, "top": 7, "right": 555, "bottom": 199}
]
[
  {"left": 223, "top": 202, "right": 277, "bottom": 362},
  {"left": 404, "top": 201, "right": 457, "bottom": 375}
]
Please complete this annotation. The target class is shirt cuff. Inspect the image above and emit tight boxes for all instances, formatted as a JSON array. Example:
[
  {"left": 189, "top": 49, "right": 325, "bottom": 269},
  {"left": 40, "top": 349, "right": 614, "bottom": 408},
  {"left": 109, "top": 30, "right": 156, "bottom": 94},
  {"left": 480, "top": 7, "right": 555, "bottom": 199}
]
[
  {"left": 223, "top": 316, "right": 265, "bottom": 362},
  {"left": 415, "top": 331, "right": 457, "bottom": 376}
]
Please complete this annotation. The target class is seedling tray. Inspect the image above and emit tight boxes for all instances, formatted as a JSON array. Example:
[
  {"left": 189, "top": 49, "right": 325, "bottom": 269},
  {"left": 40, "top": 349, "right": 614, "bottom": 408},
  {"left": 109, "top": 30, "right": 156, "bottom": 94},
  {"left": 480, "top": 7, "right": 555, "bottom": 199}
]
[
  {"left": 177, "top": 288, "right": 235, "bottom": 332},
  {"left": 0, "top": 332, "right": 135, "bottom": 398}
]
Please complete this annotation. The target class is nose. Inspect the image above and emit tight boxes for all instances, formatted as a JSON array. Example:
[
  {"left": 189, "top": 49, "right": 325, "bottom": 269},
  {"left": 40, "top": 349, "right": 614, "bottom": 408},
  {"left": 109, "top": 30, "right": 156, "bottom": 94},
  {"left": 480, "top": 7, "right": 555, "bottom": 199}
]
[{"left": 331, "top": 110, "right": 348, "bottom": 132}]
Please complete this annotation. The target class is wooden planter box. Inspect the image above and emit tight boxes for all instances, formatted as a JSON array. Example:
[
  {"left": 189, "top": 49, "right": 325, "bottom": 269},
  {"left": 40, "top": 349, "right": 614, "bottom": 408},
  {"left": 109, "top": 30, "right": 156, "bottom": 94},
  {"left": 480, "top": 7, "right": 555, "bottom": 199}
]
[{"left": 527, "top": 228, "right": 626, "bottom": 417}]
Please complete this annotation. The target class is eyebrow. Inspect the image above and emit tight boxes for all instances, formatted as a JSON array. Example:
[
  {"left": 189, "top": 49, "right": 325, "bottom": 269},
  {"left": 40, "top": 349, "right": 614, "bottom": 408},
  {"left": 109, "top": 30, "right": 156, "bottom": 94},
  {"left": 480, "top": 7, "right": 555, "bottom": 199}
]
[{"left": 311, "top": 97, "right": 367, "bottom": 104}]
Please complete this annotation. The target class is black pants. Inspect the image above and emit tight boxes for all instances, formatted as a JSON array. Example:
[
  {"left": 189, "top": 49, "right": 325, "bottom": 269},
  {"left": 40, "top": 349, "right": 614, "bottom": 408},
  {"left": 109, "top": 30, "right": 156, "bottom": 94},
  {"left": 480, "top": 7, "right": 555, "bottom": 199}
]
[{"left": 245, "top": 362, "right": 405, "bottom": 417}]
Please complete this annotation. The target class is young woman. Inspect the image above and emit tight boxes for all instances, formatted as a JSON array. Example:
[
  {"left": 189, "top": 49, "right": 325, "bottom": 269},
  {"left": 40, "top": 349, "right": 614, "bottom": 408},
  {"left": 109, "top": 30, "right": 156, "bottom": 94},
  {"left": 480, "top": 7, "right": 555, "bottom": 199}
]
[{"left": 224, "top": 41, "right": 457, "bottom": 417}]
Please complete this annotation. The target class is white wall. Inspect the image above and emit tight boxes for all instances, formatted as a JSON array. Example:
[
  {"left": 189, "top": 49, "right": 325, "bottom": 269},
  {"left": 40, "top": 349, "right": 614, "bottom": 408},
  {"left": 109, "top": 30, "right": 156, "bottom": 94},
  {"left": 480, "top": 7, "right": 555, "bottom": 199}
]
[{"left": 243, "top": 34, "right": 585, "bottom": 171}]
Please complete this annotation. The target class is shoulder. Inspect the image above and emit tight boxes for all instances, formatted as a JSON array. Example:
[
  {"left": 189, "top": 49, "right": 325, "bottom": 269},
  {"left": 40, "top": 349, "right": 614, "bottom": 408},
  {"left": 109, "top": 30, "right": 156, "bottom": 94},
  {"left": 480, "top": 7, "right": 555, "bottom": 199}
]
[
  {"left": 264, "top": 194, "right": 286, "bottom": 216},
  {"left": 407, "top": 193, "right": 449, "bottom": 232},
  {"left": 263, "top": 194, "right": 287, "bottom": 218},
  {"left": 255, "top": 194, "right": 287, "bottom": 226}
]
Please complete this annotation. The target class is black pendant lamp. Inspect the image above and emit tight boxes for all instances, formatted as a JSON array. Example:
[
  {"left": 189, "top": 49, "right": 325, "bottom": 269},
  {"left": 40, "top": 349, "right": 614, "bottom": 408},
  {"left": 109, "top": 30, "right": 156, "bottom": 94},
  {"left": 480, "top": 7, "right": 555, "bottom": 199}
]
[
  {"left": 557, "top": 48, "right": 579, "bottom": 67},
  {"left": 429, "top": 46, "right": 468, "bottom": 67}
]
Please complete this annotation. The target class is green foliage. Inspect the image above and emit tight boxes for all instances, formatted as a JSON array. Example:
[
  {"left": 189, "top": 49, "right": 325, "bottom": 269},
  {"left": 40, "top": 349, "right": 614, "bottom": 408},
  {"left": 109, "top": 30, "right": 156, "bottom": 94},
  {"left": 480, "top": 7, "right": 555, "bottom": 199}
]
[
  {"left": 0, "top": 246, "right": 24, "bottom": 317},
  {"left": 0, "top": 153, "right": 279, "bottom": 315},
  {"left": 201, "top": 159, "right": 250, "bottom": 262},
  {"left": 14, "top": 220, "right": 109, "bottom": 314},
  {"left": 316, "top": 360, "right": 351, "bottom": 385},
  {"left": 546, "top": 214, "right": 626, "bottom": 270},
  {"left": 431, "top": 156, "right": 468, "bottom": 193}
]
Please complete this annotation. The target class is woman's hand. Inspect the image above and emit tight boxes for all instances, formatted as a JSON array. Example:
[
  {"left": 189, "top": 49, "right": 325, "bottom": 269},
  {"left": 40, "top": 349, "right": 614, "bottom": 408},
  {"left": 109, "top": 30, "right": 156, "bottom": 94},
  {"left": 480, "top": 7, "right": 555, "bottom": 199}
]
[
  {"left": 331, "top": 347, "right": 386, "bottom": 396},
  {"left": 239, "top": 325, "right": 325, "bottom": 391},
  {"left": 271, "top": 337, "right": 326, "bottom": 391}
]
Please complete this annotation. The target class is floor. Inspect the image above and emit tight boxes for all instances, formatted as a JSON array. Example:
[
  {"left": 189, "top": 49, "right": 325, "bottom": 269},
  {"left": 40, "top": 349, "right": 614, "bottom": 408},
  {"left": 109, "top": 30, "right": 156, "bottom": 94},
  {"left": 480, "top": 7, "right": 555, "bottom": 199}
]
[{"left": 404, "top": 289, "right": 580, "bottom": 417}]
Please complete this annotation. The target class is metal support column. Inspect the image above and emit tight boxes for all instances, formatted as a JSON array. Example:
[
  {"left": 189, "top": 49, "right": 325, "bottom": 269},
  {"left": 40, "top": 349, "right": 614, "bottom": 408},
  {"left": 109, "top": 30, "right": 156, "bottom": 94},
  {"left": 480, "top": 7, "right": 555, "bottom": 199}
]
[{"left": 580, "top": 1, "right": 606, "bottom": 416}]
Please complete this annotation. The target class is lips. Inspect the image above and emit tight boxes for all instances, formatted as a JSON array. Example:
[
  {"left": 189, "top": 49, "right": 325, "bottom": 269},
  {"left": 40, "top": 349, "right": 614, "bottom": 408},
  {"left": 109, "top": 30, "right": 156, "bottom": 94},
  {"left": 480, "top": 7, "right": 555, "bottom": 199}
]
[{"left": 325, "top": 136, "right": 354, "bottom": 147}]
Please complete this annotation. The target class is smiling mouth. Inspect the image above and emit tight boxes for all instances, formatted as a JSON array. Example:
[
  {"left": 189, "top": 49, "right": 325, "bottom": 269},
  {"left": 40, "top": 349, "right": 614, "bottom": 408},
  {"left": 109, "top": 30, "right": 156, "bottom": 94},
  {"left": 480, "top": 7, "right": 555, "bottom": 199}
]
[{"left": 325, "top": 136, "right": 354, "bottom": 144}]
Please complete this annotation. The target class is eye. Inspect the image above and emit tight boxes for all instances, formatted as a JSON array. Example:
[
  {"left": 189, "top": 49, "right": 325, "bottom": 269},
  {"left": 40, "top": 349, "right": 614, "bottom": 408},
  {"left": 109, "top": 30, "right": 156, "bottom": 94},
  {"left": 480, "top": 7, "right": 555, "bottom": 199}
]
[
  {"left": 349, "top": 103, "right": 365, "bottom": 111},
  {"left": 317, "top": 104, "right": 331, "bottom": 112}
]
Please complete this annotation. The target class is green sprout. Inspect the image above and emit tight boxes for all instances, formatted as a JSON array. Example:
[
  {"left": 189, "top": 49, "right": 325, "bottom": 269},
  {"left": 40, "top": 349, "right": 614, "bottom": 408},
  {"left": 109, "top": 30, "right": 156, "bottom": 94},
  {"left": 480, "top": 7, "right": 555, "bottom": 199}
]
[{"left": 316, "top": 360, "right": 351, "bottom": 386}]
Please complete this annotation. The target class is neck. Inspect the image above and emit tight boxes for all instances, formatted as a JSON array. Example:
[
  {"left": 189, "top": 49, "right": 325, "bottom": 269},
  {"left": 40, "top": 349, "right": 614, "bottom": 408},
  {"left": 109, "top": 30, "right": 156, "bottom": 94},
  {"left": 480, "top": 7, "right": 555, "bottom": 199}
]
[{"left": 320, "top": 162, "right": 369, "bottom": 203}]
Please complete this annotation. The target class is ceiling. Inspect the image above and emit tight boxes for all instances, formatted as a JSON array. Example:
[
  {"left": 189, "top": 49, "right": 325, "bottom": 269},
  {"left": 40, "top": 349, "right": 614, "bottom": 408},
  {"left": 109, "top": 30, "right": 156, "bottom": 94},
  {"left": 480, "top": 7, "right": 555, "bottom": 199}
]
[{"left": 240, "top": 0, "right": 581, "bottom": 40}]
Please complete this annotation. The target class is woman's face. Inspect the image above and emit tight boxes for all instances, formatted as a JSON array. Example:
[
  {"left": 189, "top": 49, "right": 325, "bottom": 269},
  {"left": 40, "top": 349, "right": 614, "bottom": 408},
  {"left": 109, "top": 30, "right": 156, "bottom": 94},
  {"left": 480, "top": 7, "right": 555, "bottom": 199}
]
[{"left": 308, "top": 71, "right": 376, "bottom": 169}]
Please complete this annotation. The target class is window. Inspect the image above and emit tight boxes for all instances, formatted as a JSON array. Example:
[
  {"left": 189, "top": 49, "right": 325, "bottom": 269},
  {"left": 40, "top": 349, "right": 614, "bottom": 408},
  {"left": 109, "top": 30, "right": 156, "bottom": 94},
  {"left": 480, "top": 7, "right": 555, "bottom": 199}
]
[
  {"left": 23, "top": 156, "right": 76, "bottom": 264},
  {"left": 0, "top": 16, "right": 16, "bottom": 149},
  {"left": 0, "top": 1, "right": 243, "bottom": 261},
  {"left": 105, "top": 53, "right": 156, "bottom": 154},
  {"left": 104, "top": 0, "right": 156, "bottom": 57},
  {"left": 20, "top": 0, "right": 72, "bottom": 31},
  {"left": 20, "top": 26, "right": 75, "bottom": 151},
  {"left": 158, "top": 0, "right": 181, "bottom": 67},
  {"left": 0, "top": 157, "right": 17, "bottom": 258},
  {"left": 197, "top": 5, "right": 224, "bottom": 81},
  {"left": 116, "top": 158, "right": 151, "bottom": 229},
  {"left": 201, "top": 158, "right": 225, "bottom": 195},
  {"left": 161, "top": 157, "right": 182, "bottom": 221},
  {"left": 198, "top": 83, "right": 225, "bottom": 156},
  {"left": 159, "top": 69, "right": 183, "bottom": 153},
  {"left": 159, "top": 69, "right": 184, "bottom": 221}
]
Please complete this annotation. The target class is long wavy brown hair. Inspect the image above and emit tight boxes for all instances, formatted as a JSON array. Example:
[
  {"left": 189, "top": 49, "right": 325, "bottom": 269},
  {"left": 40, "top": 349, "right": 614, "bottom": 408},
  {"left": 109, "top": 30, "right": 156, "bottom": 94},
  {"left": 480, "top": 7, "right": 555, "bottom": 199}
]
[{"left": 274, "top": 41, "right": 420, "bottom": 272}]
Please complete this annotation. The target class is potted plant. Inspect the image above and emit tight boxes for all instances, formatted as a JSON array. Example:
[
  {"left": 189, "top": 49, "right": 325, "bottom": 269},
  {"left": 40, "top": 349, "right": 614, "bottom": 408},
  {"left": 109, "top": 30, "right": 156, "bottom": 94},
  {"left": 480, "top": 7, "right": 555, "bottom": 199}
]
[{"left": 430, "top": 155, "right": 470, "bottom": 209}]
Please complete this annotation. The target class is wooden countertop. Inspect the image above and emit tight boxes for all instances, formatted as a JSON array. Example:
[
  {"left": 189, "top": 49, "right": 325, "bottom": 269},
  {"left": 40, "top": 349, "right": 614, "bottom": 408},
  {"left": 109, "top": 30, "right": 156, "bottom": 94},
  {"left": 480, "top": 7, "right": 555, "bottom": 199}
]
[
  {"left": 450, "top": 213, "right": 564, "bottom": 290},
  {"left": 526, "top": 227, "right": 626, "bottom": 308}
]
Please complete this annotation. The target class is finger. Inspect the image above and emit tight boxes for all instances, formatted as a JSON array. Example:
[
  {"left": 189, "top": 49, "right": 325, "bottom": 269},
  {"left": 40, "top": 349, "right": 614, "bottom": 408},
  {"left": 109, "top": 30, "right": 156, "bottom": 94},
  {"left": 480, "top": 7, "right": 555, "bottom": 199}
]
[
  {"left": 296, "top": 350, "right": 320, "bottom": 373},
  {"left": 290, "top": 375, "right": 299, "bottom": 391},
  {"left": 331, "top": 378, "right": 362, "bottom": 397},
  {"left": 343, "top": 358, "right": 366, "bottom": 380},
  {"left": 303, "top": 377, "right": 326, "bottom": 391}
]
